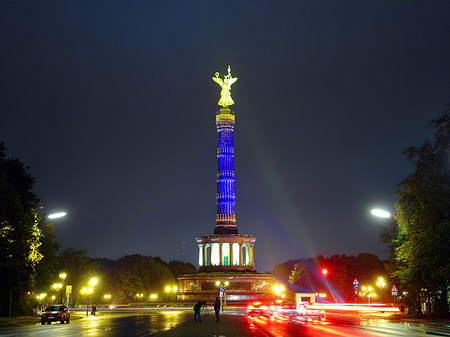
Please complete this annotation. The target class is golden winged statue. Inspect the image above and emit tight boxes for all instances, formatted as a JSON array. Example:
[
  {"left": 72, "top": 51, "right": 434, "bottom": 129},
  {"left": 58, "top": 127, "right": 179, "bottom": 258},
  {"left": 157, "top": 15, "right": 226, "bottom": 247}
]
[{"left": 212, "top": 66, "right": 238, "bottom": 107}]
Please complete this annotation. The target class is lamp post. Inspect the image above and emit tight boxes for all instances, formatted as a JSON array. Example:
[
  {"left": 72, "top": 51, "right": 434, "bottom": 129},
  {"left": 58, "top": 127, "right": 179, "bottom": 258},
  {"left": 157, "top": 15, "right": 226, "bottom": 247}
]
[
  {"left": 37, "top": 293, "right": 47, "bottom": 314},
  {"left": 104, "top": 294, "right": 111, "bottom": 303},
  {"left": 52, "top": 283, "right": 62, "bottom": 303},
  {"left": 59, "top": 272, "right": 67, "bottom": 304},
  {"left": 376, "top": 277, "right": 386, "bottom": 302},
  {"left": 164, "top": 285, "right": 178, "bottom": 304},
  {"left": 272, "top": 284, "right": 286, "bottom": 299},
  {"left": 80, "top": 288, "right": 93, "bottom": 316},
  {"left": 216, "top": 281, "right": 229, "bottom": 312}
]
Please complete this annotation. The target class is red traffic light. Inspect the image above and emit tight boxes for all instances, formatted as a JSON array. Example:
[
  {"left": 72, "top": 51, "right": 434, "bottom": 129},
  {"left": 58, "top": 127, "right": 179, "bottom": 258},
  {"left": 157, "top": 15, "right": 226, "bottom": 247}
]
[{"left": 322, "top": 268, "right": 328, "bottom": 277}]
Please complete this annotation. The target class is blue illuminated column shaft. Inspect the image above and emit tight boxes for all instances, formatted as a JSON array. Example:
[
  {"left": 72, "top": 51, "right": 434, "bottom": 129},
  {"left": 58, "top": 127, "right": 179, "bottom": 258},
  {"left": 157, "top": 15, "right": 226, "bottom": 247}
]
[{"left": 215, "top": 107, "right": 238, "bottom": 234}]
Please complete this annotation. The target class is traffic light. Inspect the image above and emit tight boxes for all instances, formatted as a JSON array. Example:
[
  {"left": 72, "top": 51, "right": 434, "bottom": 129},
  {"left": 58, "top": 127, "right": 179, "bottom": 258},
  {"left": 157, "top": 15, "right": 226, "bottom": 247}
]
[{"left": 322, "top": 268, "right": 328, "bottom": 277}]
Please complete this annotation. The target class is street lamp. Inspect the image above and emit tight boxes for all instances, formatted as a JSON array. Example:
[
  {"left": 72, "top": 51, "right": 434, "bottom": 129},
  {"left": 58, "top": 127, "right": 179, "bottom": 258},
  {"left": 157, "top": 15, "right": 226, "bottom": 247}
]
[
  {"left": 164, "top": 285, "right": 178, "bottom": 303},
  {"left": 376, "top": 277, "right": 386, "bottom": 302},
  {"left": 216, "top": 281, "right": 230, "bottom": 312},
  {"left": 80, "top": 288, "right": 93, "bottom": 316},
  {"left": 59, "top": 272, "right": 67, "bottom": 304},
  {"left": 89, "top": 278, "right": 98, "bottom": 287},
  {"left": 48, "top": 212, "right": 67, "bottom": 219},
  {"left": 37, "top": 293, "right": 47, "bottom": 314},
  {"left": 272, "top": 284, "right": 285, "bottom": 299},
  {"left": 371, "top": 209, "right": 391, "bottom": 218},
  {"left": 52, "top": 283, "right": 62, "bottom": 304}
]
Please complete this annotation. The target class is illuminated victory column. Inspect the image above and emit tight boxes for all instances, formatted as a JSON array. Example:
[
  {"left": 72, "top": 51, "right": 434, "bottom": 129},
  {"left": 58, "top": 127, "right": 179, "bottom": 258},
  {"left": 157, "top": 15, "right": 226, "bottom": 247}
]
[
  {"left": 213, "top": 67, "right": 238, "bottom": 235},
  {"left": 196, "top": 66, "right": 256, "bottom": 273},
  {"left": 177, "top": 67, "right": 274, "bottom": 301}
]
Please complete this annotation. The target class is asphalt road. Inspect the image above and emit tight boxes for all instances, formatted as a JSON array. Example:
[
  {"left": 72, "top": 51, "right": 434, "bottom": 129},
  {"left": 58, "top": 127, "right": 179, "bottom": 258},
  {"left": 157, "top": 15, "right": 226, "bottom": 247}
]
[{"left": 1, "top": 308, "right": 450, "bottom": 336}]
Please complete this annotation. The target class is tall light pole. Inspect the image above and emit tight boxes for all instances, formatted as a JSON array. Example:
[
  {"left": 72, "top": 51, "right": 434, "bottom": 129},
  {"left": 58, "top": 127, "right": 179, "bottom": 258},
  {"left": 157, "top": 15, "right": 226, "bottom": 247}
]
[
  {"left": 59, "top": 272, "right": 66, "bottom": 304},
  {"left": 81, "top": 288, "right": 93, "bottom": 317},
  {"left": 52, "top": 283, "right": 62, "bottom": 303},
  {"left": 216, "top": 281, "right": 229, "bottom": 312},
  {"left": 164, "top": 285, "right": 178, "bottom": 304},
  {"left": 377, "top": 277, "right": 386, "bottom": 302}
]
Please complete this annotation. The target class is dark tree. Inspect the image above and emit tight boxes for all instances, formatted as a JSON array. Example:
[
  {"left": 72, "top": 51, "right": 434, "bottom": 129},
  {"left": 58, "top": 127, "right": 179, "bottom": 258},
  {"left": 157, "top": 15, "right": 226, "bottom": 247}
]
[
  {"left": 57, "top": 248, "right": 95, "bottom": 306},
  {"left": 34, "top": 219, "right": 61, "bottom": 295},
  {"left": 390, "top": 112, "right": 450, "bottom": 315},
  {"left": 0, "top": 143, "right": 43, "bottom": 316}
]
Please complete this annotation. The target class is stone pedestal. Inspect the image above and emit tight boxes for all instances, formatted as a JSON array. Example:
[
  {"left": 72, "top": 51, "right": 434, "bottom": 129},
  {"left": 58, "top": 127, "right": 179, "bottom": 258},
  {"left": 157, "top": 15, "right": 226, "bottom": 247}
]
[{"left": 177, "top": 272, "right": 274, "bottom": 302}]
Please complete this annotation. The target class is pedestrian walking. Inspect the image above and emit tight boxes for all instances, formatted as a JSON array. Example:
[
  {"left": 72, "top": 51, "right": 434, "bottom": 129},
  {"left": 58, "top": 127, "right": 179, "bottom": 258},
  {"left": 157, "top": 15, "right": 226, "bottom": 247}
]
[
  {"left": 193, "top": 301, "right": 204, "bottom": 322},
  {"left": 214, "top": 297, "right": 221, "bottom": 322}
]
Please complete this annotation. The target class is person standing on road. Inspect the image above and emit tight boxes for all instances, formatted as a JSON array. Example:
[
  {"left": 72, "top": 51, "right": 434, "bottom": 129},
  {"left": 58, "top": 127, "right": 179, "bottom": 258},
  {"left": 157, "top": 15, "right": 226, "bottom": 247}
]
[
  {"left": 193, "top": 301, "right": 203, "bottom": 322},
  {"left": 214, "top": 297, "right": 221, "bottom": 322}
]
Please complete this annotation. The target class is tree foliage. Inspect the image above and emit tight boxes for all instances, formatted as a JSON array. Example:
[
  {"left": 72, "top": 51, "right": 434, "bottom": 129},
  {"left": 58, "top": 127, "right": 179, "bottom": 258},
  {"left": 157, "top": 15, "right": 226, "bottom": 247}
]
[
  {"left": 0, "top": 143, "right": 43, "bottom": 315},
  {"left": 389, "top": 112, "right": 450, "bottom": 315},
  {"left": 34, "top": 219, "right": 61, "bottom": 293},
  {"left": 55, "top": 251, "right": 194, "bottom": 305}
]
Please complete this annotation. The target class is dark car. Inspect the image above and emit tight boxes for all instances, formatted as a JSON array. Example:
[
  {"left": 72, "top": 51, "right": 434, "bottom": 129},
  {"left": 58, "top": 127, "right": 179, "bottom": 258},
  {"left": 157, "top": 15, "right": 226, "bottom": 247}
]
[{"left": 41, "top": 305, "right": 70, "bottom": 324}]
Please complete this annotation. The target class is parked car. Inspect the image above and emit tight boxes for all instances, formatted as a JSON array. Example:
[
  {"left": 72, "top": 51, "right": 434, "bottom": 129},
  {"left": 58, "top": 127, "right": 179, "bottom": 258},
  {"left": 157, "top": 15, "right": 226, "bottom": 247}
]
[{"left": 41, "top": 305, "right": 70, "bottom": 324}]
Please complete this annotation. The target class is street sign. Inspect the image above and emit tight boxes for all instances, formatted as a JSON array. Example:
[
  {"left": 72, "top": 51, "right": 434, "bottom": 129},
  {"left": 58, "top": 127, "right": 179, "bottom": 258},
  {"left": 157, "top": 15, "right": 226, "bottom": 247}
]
[
  {"left": 353, "top": 278, "right": 359, "bottom": 285},
  {"left": 391, "top": 284, "right": 398, "bottom": 296},
  {"left": 219, "top": 286, "right": 224, "bottom": 298},
  {"left": 353, "top": 284, "right": 359, "bottom": 290}
]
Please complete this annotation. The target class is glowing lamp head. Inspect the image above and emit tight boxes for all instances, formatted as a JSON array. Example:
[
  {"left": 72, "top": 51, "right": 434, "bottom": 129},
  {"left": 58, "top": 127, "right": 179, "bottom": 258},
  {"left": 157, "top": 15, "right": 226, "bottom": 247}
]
[
  {"left": 371, "top": 209, "right": 391, "bottom": 218},
  {"left": 48, "top": 212, "right": 67, "bottom": 219}
]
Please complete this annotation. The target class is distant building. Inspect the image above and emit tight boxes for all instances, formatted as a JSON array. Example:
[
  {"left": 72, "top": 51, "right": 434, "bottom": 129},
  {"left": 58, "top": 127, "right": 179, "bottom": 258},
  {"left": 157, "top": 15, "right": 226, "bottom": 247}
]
[{"left": 177, "top": 68, "right": 274, "bottom": 302}]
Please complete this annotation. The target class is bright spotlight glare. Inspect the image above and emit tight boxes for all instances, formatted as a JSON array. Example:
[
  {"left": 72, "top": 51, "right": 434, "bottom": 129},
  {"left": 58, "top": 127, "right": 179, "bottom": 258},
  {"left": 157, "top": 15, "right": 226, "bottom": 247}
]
[
  {"left": 48, "top": 212, "right": 67, "bottom": 219},
  {"left": 371, "top": 209, "right": 391, "bottom": 218}
]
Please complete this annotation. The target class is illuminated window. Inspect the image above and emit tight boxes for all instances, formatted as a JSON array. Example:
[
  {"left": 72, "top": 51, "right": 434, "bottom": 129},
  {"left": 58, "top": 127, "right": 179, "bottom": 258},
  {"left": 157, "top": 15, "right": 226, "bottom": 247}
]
[
  {"left": 211, "top": 243, "right": 220, "bottom": 266},
  {"left": 222, "top": 243, "right": 230, "bottom": 266},
  {"left": 232, "top": 243, "right": 240, "bottom": 266}
]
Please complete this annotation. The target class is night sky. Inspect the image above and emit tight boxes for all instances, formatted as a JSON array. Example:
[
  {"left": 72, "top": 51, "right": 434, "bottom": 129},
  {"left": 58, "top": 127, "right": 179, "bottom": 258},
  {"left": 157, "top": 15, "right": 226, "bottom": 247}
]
[{"left": 1, "top": 1, "right": 450, "bottom": 272}]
